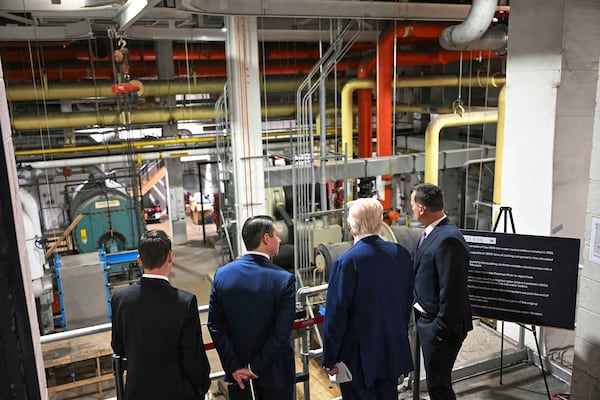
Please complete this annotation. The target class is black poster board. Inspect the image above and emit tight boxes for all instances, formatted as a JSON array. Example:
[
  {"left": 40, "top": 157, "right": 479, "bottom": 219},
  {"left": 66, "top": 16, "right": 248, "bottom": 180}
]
[{"left": 461, "top": 230, "right": 580, "bottom": 330}]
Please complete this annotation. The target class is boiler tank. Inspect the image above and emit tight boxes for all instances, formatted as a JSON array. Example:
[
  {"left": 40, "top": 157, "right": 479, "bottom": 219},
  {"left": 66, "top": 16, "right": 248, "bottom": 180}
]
[{"left": 70, "top": 180, "right": 145, "bottom": 253}]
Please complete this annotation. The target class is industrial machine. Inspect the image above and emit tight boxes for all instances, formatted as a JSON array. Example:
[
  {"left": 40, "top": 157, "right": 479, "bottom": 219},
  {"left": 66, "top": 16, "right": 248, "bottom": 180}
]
[{"left": 68, "top": 178, "right": 145, "bottom": 254}]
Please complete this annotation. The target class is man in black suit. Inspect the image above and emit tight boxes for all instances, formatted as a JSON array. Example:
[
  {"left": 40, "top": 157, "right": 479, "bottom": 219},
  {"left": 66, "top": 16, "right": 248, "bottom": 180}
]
[
  {"left": 411, "top": 183, "right": 472, "bottom": 400},
  {"left": 208, "top": 215, "right": 296, "bottom": 400},
  {"left": 111, "top": 229, "right": 211, "bottom": 400}
]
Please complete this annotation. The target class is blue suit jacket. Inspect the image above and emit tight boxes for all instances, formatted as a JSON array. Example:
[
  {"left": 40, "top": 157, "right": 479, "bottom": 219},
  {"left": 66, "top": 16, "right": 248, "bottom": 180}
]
[
  {"left": 413, "top": 217, "right": 473, "bottom": 340},
  {"left": 111, "top": 278, "right": 211, "bottom": 400},
  {"left": 207, "top": 254, "right": 296, "bottom": 390},
  {"left": 322, "top": 235, "right": 414, "bottom": 387}
]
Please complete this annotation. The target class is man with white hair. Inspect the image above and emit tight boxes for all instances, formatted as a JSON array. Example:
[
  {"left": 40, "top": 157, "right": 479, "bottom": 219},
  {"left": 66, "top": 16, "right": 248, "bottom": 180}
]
[{"left": 322, "top": 198, "right": 414, "bottom": 400}]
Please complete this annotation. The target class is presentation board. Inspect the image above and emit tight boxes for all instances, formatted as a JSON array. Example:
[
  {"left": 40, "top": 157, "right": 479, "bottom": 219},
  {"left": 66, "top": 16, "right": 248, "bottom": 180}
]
[{"left": 462, "top": 230, "right": 579, "bottom": 330}]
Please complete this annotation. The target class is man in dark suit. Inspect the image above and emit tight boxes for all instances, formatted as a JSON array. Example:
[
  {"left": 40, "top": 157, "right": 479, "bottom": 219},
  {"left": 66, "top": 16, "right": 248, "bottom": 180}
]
[
  {"left": 208, "top": 215, "right": 296, "bottom": 400},
  {"left": 322, "top": 198, "right": 414, "bottom": 400},
  {"left": 411, "top": 183, "right": 473, "bottom": 400},
  {"left": 111, "top": 229, "right": 211, "bottom": 400}
]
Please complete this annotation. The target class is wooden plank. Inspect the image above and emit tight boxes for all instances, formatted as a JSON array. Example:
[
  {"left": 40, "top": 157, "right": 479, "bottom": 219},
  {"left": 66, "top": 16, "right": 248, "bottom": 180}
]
[
  {"left": 42, "top": 331, "right": 112, "bottom": 368},
  {"left": 140, "top": 165, "right": 166, "bottom": 196},
  {"left": 295, "top": 357, "right": 341, "bottom": 400},
  {"left": 47, "top": 374, "right": 114, "bottom": 393},
  {"left": 44, "top": 213, "right": 84, "bottom": 260}
]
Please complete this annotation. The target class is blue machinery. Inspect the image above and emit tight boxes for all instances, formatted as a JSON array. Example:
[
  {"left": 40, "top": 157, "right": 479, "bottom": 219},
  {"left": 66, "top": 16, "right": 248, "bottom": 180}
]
[{"left": 54, "top": 249, "right": 139, "bottom": 330}]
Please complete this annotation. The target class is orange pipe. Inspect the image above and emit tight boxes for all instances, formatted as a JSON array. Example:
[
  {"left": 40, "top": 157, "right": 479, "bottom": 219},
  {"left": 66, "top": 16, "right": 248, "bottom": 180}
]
[
  {"left": 377, "top": 24, "right": 448, "bottom": 159},
  {"left": 1, "top": 44, "right": 371, "bottom": 65},
  {"left": 357, "top": 49, "right": 478, "bottom": 158},
  {"left": 3, "top": 59, "right": 360, "bottom": 81},
  {"left": 357, "top": 56, "right": 377, "bottom": 158}
]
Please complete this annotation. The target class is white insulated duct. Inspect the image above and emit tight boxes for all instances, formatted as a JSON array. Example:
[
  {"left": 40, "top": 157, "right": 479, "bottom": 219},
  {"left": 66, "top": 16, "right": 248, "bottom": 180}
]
[
  {"left": 439, "top": 0, "right": 500, "bottom": 51},
  {"left": 19, "top": 188, "right": 45, "bottom": 285}
]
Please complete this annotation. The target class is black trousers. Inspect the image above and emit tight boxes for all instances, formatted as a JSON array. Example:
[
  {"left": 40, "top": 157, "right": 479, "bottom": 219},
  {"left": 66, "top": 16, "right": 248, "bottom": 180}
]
[
  {"left": 228, "top": 381, "right": 294, "bottom": 400},
  {"left": 416, "top": 317, "right": 463, "bottom": 400},
  {"left": 340, "top": 378, "right": 398, "bottom": 400}
]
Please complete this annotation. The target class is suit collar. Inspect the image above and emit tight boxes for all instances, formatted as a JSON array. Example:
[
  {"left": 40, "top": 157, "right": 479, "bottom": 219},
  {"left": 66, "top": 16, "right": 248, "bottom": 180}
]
[
  {"left": 140, "top": 276, "right": 172, "bottom": 287},
  {"left": 414, "top": 217, "right": 451, "bottom": 263}
]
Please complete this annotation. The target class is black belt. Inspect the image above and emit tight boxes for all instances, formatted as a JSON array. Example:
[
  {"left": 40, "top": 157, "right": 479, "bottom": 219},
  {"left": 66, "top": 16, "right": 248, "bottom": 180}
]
[{"left": 415, "top": 308, "right": 435, "bottom": 321}]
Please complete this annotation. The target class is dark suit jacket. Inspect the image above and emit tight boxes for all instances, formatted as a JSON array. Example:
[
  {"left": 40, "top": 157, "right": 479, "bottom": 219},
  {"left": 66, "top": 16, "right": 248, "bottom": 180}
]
[
  {"left": 207, "top": 254, "right": 296, "bottom": 390},
  {"left": 413, "top": 217, "right": 473, "bottom": 340},
  {"left": 111, "top": 277, "right": 211, "bottom": 400},
  {"left": 322, "top": 235, "right": 415, "bottom": 387}
]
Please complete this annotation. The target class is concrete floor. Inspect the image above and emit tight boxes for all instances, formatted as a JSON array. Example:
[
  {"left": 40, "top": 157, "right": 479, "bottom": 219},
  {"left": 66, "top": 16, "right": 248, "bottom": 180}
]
[{"left": 52, "top": 215, "right": 573, "bottom": 399}]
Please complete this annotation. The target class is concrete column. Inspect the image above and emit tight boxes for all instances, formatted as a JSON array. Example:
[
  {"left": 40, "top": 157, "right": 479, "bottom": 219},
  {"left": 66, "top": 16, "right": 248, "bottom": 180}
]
[
  {"left": 225, "top": 16, "right": 266, "bottom": 255},
  {"left": 501, "top": 0, "right": 563, "bottom": 235},
  {"left": 503, "top": 1, "right": 600, "bottom": 389},
  {"left": 573, "top": 63, "right": 600, "bottom": 399},
  {"left": 156, "top": 40, "right": 187, "bottom": 244}
]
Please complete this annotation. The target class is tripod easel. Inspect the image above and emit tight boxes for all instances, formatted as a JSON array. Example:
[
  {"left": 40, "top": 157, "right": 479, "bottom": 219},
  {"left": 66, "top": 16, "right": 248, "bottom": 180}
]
[{"left": 493, "top": 206, "right": 551, "bottom": 400}]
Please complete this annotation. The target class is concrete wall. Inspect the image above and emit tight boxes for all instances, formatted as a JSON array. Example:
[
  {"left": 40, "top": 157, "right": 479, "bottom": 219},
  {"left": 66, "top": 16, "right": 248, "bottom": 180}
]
[{"left": 571, "top": 58, "right": 600, "bottom": 400}]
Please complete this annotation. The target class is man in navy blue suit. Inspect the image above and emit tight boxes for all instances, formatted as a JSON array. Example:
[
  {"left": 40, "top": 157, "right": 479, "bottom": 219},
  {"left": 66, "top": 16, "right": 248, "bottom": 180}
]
[
  {"left": 111, "top": 229, "right": 211, "bottom": 400},
  {"left": 411, "top": 183, "right": 473, "bottom": 400},
  {"left": 208, "top": 215, "right": 296, "bottom": 400},
  {"left": 322, "top": 198, "right": 414, "bottom": 400}
]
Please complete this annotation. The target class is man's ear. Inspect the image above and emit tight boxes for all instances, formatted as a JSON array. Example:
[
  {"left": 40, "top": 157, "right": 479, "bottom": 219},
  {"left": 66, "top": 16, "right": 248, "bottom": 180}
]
[{"left": 137, "top": 255, "right": 143, "bottom": 267}]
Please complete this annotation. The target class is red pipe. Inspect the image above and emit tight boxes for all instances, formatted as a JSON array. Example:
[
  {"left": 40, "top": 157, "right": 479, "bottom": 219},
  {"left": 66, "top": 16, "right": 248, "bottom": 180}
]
[
  {"left": 357, "top": 56, "right": 376, "bottom": 158},
  {"left": 377, "top": 24, "right": 448, "bottom": 159},
  {"left": 0, "top": 43, "right": 373, "bottom": 64},
  {"left": 3, "top": 59, "right": 360, "bottom": 81}
]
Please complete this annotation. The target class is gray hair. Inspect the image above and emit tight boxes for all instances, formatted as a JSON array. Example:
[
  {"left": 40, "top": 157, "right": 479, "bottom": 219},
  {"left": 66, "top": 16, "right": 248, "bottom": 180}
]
[{"left": 346, "top": 198, "right": 383, "bottom": 236}]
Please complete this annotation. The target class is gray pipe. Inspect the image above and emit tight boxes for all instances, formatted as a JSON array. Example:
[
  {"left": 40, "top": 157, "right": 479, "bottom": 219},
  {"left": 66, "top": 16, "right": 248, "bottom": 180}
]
[{"left": 439, "top": 0, "right": 497, "bottom": 50}]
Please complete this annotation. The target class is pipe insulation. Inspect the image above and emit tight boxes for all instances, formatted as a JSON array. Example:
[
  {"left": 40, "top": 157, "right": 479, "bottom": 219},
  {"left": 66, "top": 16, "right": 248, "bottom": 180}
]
[{"left": 439, "top": 0, "right": 498, "bottom": 50}]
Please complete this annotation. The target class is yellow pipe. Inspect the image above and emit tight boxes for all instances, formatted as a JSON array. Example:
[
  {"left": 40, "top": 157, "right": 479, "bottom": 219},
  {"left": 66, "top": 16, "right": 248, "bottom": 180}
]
[
  {"left": 6, "top": 78, "right": 348, "bottom": 102},
  {"left": 15, "top": 137, "right": 216, "bottom": 156},
  {"left": 493, "top": 85, "right": 506, "bottom": 206},
  {"left": 395, "top": 74, "right": 505, "bottom": 89},
  {"left": 15, "top": 126, "right": 345, "bottom": 158},
  {"left": 424, "top": 110, "right": 498, "bottom": 185},
  {"left": 342, "top": 79, "right": 376, "bottom": 159},
  {"left": 12, "top": 103, "right": 317, "bottom": 130}
]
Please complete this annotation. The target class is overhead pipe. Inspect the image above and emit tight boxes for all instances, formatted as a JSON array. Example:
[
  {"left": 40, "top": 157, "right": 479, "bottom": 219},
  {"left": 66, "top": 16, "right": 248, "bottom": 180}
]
[
  {"left": 11, "top": 102, "right": 330, "bottom": 131},
  {"left": 439, "top": 0, "right": 496, "bottom": 49},
  {"left": 376, "top": 23, "right": 449, "bottom": 209},
  {"left": 342, "top": 79, "right": 376, "bottom": 159},
  {"left": 358, "top": 50, "right": 500, "bottom": 157},
  {"left": 15, "top": 136, "right": 216, "bottom": 157},
  {"left": 377, "top": 24, "right": 448, "bottom": 158},
  {"left": 7, "top": 77, "right": 349, "bottom": 102},
  {"left": 23, "top": 140, "right": 304, "bottom": 169},
  {"left": 3, "top": 58, "right": 359, "bottom": 81},
  {"left": 424, "top": 109, "right": 498, "bottom": 185},
  {"left": 439, "top": 0, "right": 507, "bottom": 52},
  {"left": 356, "top": 56, "right": 376, "bottom": 158},
  {"left": 0, "top": 43, "right": 375, "bottom": 64},
  {"left": 342, "top": 78, "right": 455, "bottom": 159},
  {"left": 448, "top": 24, "right": 508, "bottom": 53}
]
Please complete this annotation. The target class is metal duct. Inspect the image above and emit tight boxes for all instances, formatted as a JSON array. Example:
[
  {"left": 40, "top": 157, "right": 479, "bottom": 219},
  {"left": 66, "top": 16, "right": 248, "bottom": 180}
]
[
  {"left": 439, "top": 0, "right": 496, "bottom": 48},
  {"left": 439, "top": 0, "right": 505, "bottom": 51}
]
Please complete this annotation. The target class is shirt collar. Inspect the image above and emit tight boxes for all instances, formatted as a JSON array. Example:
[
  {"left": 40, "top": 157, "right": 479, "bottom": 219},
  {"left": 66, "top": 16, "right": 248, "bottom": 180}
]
[
  {"left": 353, "top": 233, "right": 378, "bottom": 244},
  {"left": 425, "top": 214, "right": 446, "bottom": 236},
  {"left": 246, "top": 251, "right": 271, "bottom": 259},
  {"left": 142, "top": 273, "right": 169, "bottom": 282}
]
